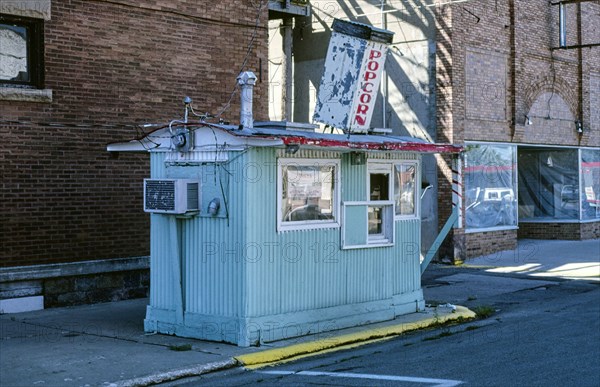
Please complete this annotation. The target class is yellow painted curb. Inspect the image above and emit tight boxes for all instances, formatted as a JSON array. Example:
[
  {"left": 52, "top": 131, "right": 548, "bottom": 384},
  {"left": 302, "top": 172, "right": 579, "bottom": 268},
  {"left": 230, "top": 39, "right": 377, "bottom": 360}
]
[{"left": 235, "top": 306, "right": 475, "bottom": 367}]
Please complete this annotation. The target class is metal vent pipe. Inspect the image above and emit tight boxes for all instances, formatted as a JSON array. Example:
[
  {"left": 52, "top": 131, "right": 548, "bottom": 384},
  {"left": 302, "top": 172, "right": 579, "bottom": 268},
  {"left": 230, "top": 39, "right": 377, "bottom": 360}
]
[{"left": 237, "top": 71, "right": 257, "bottom": 128}]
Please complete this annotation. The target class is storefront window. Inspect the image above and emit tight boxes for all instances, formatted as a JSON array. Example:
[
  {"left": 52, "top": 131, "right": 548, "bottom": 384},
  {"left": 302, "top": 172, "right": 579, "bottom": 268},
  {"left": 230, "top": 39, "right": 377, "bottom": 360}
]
[
  {"left": 581, "top": 149, "right": 600, "bottom": 221},
  {"left": 518, "top": 148, "right": 579, "bottom": 221},
  {"left": 464, "top": 144, "right": 517, "bottom": 229}
]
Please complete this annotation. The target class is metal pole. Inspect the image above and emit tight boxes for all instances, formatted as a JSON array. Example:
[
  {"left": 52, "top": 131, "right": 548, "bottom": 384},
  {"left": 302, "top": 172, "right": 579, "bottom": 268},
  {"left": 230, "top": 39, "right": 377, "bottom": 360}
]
[
  {"left": 281, "top": 17, "right": 293, "bottom": 121},
  {"left": 380, "top": 0, "right": 387, "bottom": 129}
]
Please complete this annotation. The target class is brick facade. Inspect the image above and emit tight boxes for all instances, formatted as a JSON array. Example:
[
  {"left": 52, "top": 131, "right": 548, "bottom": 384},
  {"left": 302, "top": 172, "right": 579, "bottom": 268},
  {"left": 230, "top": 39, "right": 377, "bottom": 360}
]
[
  {"left": 519, "top": 222, "right": 600, "bottom": 240},
  {"left": 436, "top": 0, "right": 599, "bottom": 261},
  {"left": 464, "top": 229, "right": 518, "bottom": 260},
  {"left": 1, "top": 1, "right": 269, "bottom": 268}
]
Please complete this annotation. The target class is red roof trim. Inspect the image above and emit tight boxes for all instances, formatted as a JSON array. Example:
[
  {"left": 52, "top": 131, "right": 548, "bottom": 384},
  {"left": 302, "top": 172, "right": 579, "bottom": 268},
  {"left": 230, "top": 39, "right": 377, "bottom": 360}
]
[{"left": 262, "top": 134, "right": 462, "bottom": 153}]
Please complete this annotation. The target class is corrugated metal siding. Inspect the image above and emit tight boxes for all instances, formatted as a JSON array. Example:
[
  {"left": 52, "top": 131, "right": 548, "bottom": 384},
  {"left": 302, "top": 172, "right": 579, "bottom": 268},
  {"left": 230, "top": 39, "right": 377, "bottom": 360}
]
[
  {"left": 392, "top": 219, "right": 421, "bottom": 295},
  {"left": 149, "top": 153, "right": 172, "bottom": 309},
  {"left": 342, "top": 153, "right": 367, "bottom": 202},
  {"left": 244, "top": 149, "right": 422, "bottom": 317},
  {"left": 368, "top": 152, "right": 419, "bottom": 160},
  {"left": 148, "top": 151, "right": 246, "bottom": 317},
  {"left": 149, "top": 148, "right": 422, "bottom": 320}
]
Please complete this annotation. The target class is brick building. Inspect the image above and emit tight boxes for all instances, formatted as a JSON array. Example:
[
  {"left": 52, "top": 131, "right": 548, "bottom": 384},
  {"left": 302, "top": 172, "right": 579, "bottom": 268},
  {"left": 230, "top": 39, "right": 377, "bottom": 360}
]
[
  {"left": 0, "top": 0, "right": 268, "bottom": 311},
  {"left": 435, "top": 0, "right": 599, "bottom": 260}
]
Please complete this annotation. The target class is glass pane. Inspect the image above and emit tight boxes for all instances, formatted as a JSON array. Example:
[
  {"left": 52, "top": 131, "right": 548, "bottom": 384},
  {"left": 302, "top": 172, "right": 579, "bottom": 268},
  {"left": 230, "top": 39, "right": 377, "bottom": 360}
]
[
  {"left": 518, "top": 148, "right": 579, "bottom": 221},
  {"left": 282, "top": 165, "right": 335, "bottom": 222},
  {"left": 394, "top": 164, "right": 416, "bottom": 216},
  {"left": 370, "top": 173, "right": 389, "bottom": 200},
  {"left": 581, "top": 149, "right": 600, "bottom": 220},
  {"left": 368, "top": 206, "right": 383, "bottom": 235},
  {"left": 0, "top": 23, "right": 29, "bottom": 81},
  {"left": 465, "top": 144, "right": 517, "bottom": 229}
]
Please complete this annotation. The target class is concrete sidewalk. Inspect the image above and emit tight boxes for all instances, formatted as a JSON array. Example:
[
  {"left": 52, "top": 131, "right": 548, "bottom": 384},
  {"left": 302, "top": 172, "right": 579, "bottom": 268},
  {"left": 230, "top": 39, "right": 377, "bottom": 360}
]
[
  {"left": 2, "top": 239, "right": 596, "bottom": 386},
  {"left": 0, "top": 298, "right": 473, "bottom": 387},
  {"left": 463, "top": 239, "right": 600, "bottom": 281}
]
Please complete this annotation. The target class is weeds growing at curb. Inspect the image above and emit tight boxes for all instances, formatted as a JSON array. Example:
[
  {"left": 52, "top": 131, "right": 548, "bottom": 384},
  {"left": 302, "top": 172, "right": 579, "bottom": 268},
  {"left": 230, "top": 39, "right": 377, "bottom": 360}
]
[
  {"left": 423, "top": 330, "right": 454, "bottom": 342},
  {"left": 472, "top": 305, "right": 495, "bottom": 319}
]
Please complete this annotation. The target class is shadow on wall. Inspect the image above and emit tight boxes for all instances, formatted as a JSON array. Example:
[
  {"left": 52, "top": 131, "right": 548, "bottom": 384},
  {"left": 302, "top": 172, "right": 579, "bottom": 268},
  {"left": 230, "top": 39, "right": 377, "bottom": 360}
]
[{"left": 273, "top": 0, "right": 438, "bottom": 139}]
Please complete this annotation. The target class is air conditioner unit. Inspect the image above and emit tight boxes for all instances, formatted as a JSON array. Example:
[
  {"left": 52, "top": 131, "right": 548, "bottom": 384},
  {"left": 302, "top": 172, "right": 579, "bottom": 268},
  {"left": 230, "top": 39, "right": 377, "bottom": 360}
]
[{"left": 144, "top": 179, "right": 200, "bottom": 214}]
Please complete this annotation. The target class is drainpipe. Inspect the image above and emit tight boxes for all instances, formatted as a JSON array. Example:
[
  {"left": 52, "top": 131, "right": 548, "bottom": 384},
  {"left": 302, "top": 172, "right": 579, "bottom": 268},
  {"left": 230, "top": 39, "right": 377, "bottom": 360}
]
[
  {"left": 509, "top": 0, "right": 516, "bottom": 139},
  {"left": 559, "top": 2, "right": 567, "bottom": 48},
  {"left": 380, "top": 0, "right": 387, "bottom": 129},
  {"left": 576, "top": 2, "right": 583, "bottom": 143},
  {"left": 237, "top": 71, "right": 257, "bottom": 128}
]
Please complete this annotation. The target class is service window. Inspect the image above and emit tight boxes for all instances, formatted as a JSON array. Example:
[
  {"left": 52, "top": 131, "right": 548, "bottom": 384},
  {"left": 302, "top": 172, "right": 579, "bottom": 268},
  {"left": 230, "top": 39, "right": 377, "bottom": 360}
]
[
  {"left": 368, "top": 165, "right": 393, "bottom": 244},
  {"left": 278, "top": 158, "right": 340, "bottom": 231}
]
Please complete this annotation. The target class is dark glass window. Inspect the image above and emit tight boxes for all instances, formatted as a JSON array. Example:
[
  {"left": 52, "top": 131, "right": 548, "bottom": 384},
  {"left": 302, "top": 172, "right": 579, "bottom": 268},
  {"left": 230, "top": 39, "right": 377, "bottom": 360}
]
[{"left": 0, "top": 14, "right": 44, "bottom": 88}]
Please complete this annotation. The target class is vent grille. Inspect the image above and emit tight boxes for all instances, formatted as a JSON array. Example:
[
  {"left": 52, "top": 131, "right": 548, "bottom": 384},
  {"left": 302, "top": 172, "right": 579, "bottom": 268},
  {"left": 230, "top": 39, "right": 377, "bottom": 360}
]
[
  {"left": 145, "top": 180, "right": 176, "bottom": 211},
  {"left": 187, "top": 183, "right": 199, "bottom": 211},
  {"left": 143, "top": 179, "right": 200, "bottom": 214}
]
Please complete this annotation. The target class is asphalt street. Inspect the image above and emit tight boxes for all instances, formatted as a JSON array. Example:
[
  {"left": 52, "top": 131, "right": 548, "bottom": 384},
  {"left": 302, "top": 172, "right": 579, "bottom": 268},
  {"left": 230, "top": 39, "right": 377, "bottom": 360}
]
[{"left": 165, "top": 269, "right": 600, "bottom": 387}]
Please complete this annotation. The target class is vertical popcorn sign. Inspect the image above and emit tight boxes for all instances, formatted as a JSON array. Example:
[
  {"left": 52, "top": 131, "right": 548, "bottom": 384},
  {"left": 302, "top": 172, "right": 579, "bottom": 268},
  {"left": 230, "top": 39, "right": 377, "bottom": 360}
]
[
  {"left": 313, "top": 19, "right": 394, "bottom": 134},
  {"left": 351, "top": 42, "right": 388, "bottom": 132}
]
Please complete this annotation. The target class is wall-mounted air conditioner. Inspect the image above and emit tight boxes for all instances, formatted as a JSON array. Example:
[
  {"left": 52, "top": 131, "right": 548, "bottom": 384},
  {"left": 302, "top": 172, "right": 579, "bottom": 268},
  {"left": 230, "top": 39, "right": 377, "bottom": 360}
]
[{"left": 144, "top": 179, "right": 200, "bottom": 214}]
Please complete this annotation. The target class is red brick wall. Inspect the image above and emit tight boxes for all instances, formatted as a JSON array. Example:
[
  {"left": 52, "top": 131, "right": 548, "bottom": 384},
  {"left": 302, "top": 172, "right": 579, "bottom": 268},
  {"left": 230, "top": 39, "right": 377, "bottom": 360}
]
[
  {"left": 464, "top": 229, "right": 518, "bottom": 260},
  {"left": 0, "top": 0, "right": 269, "bottom": 267},
  {"left": 519, "top": 222, "right": 600, "bottom": 240},
  {"left": 435, "top": 0, "right": 599, "bottom": 259},
  {"left": 443, "top": 0, "right": 599, "bottom": 147}
]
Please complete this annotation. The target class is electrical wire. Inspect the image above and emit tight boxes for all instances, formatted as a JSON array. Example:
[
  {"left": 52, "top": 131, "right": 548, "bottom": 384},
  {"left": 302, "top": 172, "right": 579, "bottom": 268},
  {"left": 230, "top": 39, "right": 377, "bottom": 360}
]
[
  {"left": 215, "top": 0, "right": 267, "bottom": 119},
  {"left": 0, "top": 118, "right": 164, "bottom": 151},
  {"left": 89, "top": 0, "right": 267, "bottom": 30},
  {"left": 310, "top": 0, "right": 475, "bottom": 25}
]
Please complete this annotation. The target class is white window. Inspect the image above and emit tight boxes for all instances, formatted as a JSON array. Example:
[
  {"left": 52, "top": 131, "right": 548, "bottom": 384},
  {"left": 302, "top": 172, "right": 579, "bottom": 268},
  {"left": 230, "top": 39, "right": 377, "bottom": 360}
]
[
  {"left": 394, "top": 163, "right": 418, "bottom": 218},
  {"left": 278, "top": 158, "right": 340, "bottom": 231},
  {"left": 368, "top": 163, "right": 394, "bottom": 244},
  {"left": 342, "top": 160, "right": 419, "bottom": 249}
]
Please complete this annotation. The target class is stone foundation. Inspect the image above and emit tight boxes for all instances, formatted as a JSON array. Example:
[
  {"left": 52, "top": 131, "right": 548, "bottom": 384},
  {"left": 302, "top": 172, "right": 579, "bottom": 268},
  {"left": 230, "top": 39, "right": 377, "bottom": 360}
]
[{"left": 0, "top": 257, "right": 149, "bottom": 312}]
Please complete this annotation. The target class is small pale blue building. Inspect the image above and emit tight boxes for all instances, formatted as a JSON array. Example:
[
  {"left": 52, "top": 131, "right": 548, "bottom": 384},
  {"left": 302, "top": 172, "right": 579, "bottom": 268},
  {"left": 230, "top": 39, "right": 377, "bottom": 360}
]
[
  {"left": 109, "top": 113, "right": 461, "bottom": 346},
  {"left": 108, "top": 19, "right": 460, "bottom": 347}
]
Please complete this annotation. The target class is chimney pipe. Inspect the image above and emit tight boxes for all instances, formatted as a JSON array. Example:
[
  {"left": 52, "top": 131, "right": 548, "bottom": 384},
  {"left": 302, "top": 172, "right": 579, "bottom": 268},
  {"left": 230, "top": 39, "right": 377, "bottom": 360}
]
[{"left": 237, "top": 71, "right": 257, "bottom": 128}]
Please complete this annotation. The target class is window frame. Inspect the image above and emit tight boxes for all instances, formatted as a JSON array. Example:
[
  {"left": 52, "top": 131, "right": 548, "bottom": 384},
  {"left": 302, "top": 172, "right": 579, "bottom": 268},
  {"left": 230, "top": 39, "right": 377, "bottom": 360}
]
[
  {"left": 341, "top": 200, "right": 395, "bottom": 249},
  {"left": 366, "top": 162, "right": 393, "bottom": 244},
  {"left": 393, "top": 161, "right": 420, "bottom": 220},
  {"left": 277, "top": 158, "right": 341, "bottom": 232},
  {"left": 0, "top": 13, "right": 45, "bottom": 89}
]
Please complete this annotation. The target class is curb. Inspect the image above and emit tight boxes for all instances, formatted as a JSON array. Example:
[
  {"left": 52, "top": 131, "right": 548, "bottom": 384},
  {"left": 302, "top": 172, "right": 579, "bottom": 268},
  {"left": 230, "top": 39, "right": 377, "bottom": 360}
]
[
  {"left": 112, "top": 358, "right": 239, "bottom": 387},
  {"left": 236, "top": 305, "right": 476, "bottom": 368}
]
